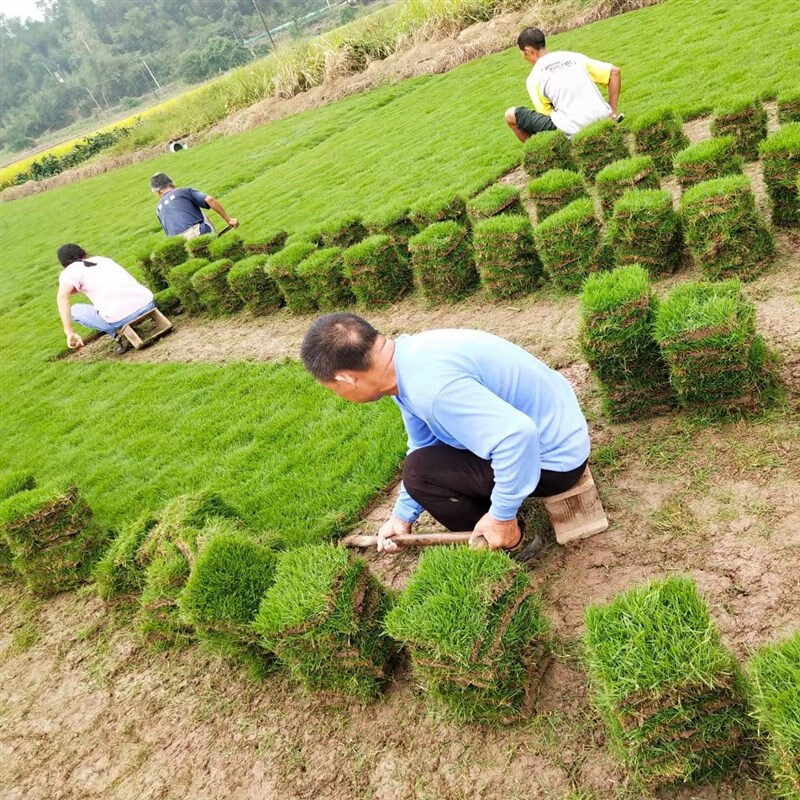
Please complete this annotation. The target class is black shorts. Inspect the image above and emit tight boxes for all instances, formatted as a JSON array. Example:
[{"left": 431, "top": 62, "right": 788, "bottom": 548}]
[{"left": 514, "top": 106, "right": 558, "bottom": 135}]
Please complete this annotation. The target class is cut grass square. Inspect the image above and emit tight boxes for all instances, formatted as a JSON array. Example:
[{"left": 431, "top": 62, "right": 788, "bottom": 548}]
[
  {"left": 191, "top": 259, "right": 244, "bottom": 315},
  {"left": 153, "top": 286, "right": 181, "bottom": 315},
  {"left": 296, "top": 247, "right": 355, "bottom": 311},
  {"left": 710, "top": 96, "right": 768, "bottom": 161},
  {"left": 630, "top": 107, "right": 689, "bottom": 175},
  {"left": 571, "top": 119, "right": 630, "bottom": 179},
  {"left": 167, "top": 257, "right": 209, "bottom": 314},
  {"left": 473, "top": 214, "right": 541, "bottom": 299},
  {"left": 185, "top": 233, "right": 215, "bottom": 260},
  {"left": 521, "top": 130, "right": 576, "bottom": 178},
  {"left": 266, "top": 241, "right": 318, "bottom": 313},
  {"left": 242, "top": 227, "right": 288, "bottom": 255},
  {"left": 408, "top": 221, "right": 479, "bottom": 303},
  {"left": 134, "top": 246, "right": 167, "bottom": 292},
  {"left": 409, "top": 192, "right": 467, "bottom": 227},
  {"left": 673, "top": 136, "right": 744, "bottom": 190},
  {"left": 595, "top": 156, "right": 660, "bottom": 217},
  {"left": 0, "top": 471, "right": 35, "bottom": 579},
  {"left": 152, "top": 236, "right": 189, "bottom": 281},
  {"left": 207, "top": 232, "right": 246, "bottom": 262},
  {"left": 228, "top": 254, "right": 283, "bottom": 315},
  {"left": 318, "top": 213, "right": 367, "bottom": 249},
  {"left": 777, "top": 89, "right": 800, "bottom": 124},
  {"left": 342, "top": 234, "right": 412, "bottom": 307},
  {"left": 759, "top": 122, "right": 800, "bottom": 228},
  {"left": 466, "top": 184, "right": 524, "bottom": 221},
  {"left": 527, "top": 168, "right": 586, "bottom": 222}
]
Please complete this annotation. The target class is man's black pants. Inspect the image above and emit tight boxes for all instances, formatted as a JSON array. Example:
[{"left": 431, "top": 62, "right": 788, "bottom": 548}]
[{"left": 403, "top": 444, "right": 588, "bottom": 531}]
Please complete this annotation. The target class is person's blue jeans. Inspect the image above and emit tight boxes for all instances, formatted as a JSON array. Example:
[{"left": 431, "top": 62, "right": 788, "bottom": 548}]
[{"left": 71, "top": 300, "right": 156, "bottom": 338}]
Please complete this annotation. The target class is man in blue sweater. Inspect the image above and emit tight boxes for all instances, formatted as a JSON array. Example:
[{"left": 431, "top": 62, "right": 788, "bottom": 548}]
[{"left": 301, "top": 313, "right": 590, "bottom": 554}]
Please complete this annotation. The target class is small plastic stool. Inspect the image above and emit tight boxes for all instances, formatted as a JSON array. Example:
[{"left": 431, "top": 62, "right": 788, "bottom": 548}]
[
  {"left": 543, "top": 466, "right": 608, "bottom": 545},
  {"left": 118, "top": 308, "right": 173, "bottom": 350}
]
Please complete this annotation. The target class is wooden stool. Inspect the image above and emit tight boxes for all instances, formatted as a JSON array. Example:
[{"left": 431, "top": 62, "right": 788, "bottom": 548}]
[
  {"left": 118, "top": 308, "right": 173, "bottom": 350},
  {"left": 543, "top": 466, "right": 608, "bottom": 545}
]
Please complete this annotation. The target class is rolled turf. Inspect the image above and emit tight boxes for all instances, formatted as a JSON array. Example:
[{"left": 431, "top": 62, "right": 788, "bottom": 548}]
[
  {"left": 151, "top": 236, "right": 188, "bottom": 282},
  {"left": 710, "top": 96, "right": 768, "bottom": 162},
  {"left": 680, "top": 175, "right": 774, "bottom": 281},
  {"left": 253, "top": 544, "right": 395, "bottom": 699},
  {"left": 777, "top": 89, "right": 800, "bottom": 124},
  {"left": 584, "top": 575, "right": 752, "bottom": 790},
  {"left": 746, "top": 633, "right": 800, "bottom": 799},
  {"left": 571, "top": 119, "right": 630, "bottom": 179},
  {"left": 191, "top": 259, "right": 244, "bottom": 315},
  {"left": 606, "top": 188, "right": 683, "bottom": 275},
  {"left": 384, "top": 546, "right": 552, "bottom": 724},
  {"left": 342, "top": 235, "right": 412, "bottom": 307},
  {"left": 527, "top": 168, "right": 586, "bottom": 222},
  {"left": 673, "top": 137, "right": 744, "bottom": 190},
  {"left": 242, "top": 227, "right": 288, "bottom": 256},
  {"left": 296, "top": 247, "right": 354, "bottom": 311},
  {"left": 265, "top": 241, "right": 318, "bottom": 313},
  {"left": 227, "top": 254, "right": 283, "bottom": 315},
  {"left": 185, "top": 233, "right": 215, "bottom": 260},
  {"left": 134, "top": 246, "right": 167, "bottom": 292},
  {"left": 168, "top": 257, "right": 209, "bottom": 314},
  {"left": 533, "top": 197, "right": 611, "bottom": 291},
  {"left": 153, "top": 286, "right": 181, "bottom": 314},
  {"left": 595, "top": 156, "right": 660, "bottom": 217},
  {"left": 363, "top": 203, "right": 419, "bottom": 252},
  {"left": 579, "top": 265, "right": 674, "bottom": 420},
  {"left": 466, "top": 184, "right": 525, "bottom": 221},
  {"left": 0, "top": 471, "right": 36, "bottom": 579},
  {"left": 93, "top": 511, "right": 159, "bottom": 600},
  {"left": 521, "top": 130, "right": 576, "bottom": 177},
  {"left": 472, "top": 214, "right": 542, "bottom": 299},
  {"left": 318, "top": 213, "right": 367, "bottom": 248},
  {"left": 408, "top": 221, "right": 479, "bottom": 303},
  {"left": 207, "top": 232, "right": 246, "bottom": 262},
  {"left": 409, "top": 192, "right": 467, "bottom": 227},
  {"left": 759, "top": 122, "right": 800, "bottom": 228},
  {"left": 630, "top": 107, "right": 689, "bottom": 176}
]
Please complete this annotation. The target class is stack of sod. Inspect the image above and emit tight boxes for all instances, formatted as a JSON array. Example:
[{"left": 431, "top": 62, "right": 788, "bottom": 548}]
[
  {"left": 410, "top": 192, "right": 467, "bottom": 227},
  {"left": 242, "top": 228, "right": 288, "bottom": 255},
  {"left": 408, "top": 221, "right": 479, "bottom": 303},
  {"left": 0, "top": 471, "right": 36, "bottom": 578},
  {"left": 0, "top": 485, "right": 108, "bottom": 597},
  {"left": 630, "top": 108, "right": 689, "bottom": 175},
  {"left": 777, "top": 89, "right": 800, "bottom": 124},
  {"left": 466, "top": 185, "right": 524, "bottom": 221},
  {"left": 266, "top": 241, "right": 318, "bottom": 313},
  {"left": 180, "top": 526, "right": 278, "bottom": 680},
  {"left": 296, "top": 247, "right": 354, "bottom": 311},
  {"left": 227, "top": 255, "right": 283, "bottom": 315},
  {"left": 710, "top": 97, "right": 768, "bottom": 161},
  {"left": 527, "top": 169, "right": 586, "bottom": 221},
  {"left": 153, "top": 286, "right": 181, "bottom": 314},
  {"left": 584, "top": 575, "right": 751, "bottom": 790},
  {"left": 384, "top": 547, "right": 552, "bottom": 724},
  {"left": 93, "top": 511, "right": 159, "bottom": 600},
  {"left": 191, "top": 259, "right": 243, "bottom": 315},
  {"left": 521, "top": 130, "right": 576, "bottom": 177},
  {"left": 208, "top": 232, "right": 246, "bottom": 262},
  {"left": 364, "top": 204, "right": 419, "bottom": 249},
  {"left": 654, "top": 280, "right": 777, "bottom": 412},
  {"left": 185, "top": 233, "right": 215, "bottom": 260},
  {"left": 472, "top": 214, "right": 542, "bottom": 299},
  {"left": 253, "top": 544, "right": 394, "bottom": 699},
  {"left": 342, "top": 235, "right": 412, "bottom": 307},
  {"left": 533, "top": 197, "right": 611, "bottom": 291},
  {"left": 580, "top": 265, "right": 673, "bottom": 420},
  {"left": 746, "top": 633, "right": 800, "bottom": 799},
  {"left": 134, "top": 492, "right": 241, "bottom": 650},
  {"left": 680, "top": 175, "right": 774, "bottom": 280},
  {"left": 134, "top": 246, "right": 167, "bottom": 292},
  {"left": 168, "top": 257, "right": 208, "bottom": 314},
  {"left": 759, "top": 123, "right": 800, "bottom": 228},
  {"left": 595, "top": 156, "right": 660, "bottom": 217},
  {"left": 673, "top": 137, "right": 744, "bottom": 189},
  {"left": 571, "top": 119, "right": 630, "bottom": 179},
  {"left": 152, "top": 236, "right": 188, "bottom": 282},
  {"left": 318, "top": 214, "right": 367, "bottom": 248},
  {"left": 607, "top": 189, "right": 683, "bottom": 275}
]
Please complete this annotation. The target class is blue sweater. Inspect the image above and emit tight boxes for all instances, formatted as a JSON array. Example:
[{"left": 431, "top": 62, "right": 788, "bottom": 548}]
[{"left": 391, "top": 329, "right": 590, "bottom": 523}]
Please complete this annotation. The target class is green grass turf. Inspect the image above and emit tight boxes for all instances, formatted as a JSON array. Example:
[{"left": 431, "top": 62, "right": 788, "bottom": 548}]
[{"left": 1, "top": 0, "right": 798, "bottom": 553}]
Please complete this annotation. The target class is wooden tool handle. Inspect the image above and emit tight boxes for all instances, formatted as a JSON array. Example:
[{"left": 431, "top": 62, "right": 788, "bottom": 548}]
[
  {"left": 216, "top": 224, "right": 233, "bottom": 237},
  {"left": 340, "top": 532, "right": 487, "bottom": 548}
]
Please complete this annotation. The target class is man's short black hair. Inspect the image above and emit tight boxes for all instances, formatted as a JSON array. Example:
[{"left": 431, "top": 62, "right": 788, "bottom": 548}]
[
  {"left": 150, "top": 172, "right": 174, "bottom": 191},
  {"left": 517, "top": 27, "right": 546, "bottom": 50},
  {"left": 300, "top": 313, "right": 380, "bottom": 382}
]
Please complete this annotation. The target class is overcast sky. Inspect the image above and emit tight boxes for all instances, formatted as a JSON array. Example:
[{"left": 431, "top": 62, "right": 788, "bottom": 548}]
[{"left": 2, "top": 0, "right": 46, "bottom": 22}]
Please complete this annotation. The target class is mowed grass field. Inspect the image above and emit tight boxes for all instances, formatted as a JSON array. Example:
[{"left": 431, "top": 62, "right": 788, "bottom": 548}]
[{"left": 0, "top": 0, "right": 798, "bottom": 544}]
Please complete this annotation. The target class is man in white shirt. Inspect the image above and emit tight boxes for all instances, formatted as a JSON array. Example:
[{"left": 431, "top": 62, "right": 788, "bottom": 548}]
[
  {"left": 56, "top": 243, "right": 155, "bottom": 354},
  {"left": 505, "top": 27, "right": 621, "bottom": 142}
]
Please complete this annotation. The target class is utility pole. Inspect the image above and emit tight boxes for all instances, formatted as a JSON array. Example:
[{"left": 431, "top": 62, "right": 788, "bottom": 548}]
[
  {"left": 142, "top": 58, "right": 162, "bottom": 98},
  {"left": 85, "top": 87, "right": 106, "bottom": 116},
  {"left": 252, "top": 0, "right": 276, "bottom": 49}
]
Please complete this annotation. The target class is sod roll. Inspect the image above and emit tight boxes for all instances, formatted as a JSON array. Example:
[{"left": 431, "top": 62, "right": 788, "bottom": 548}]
[
  {"left": 521, "top": 130, "right": 576, "bottom": 177},
  {"left": 134, "top": 246, "right": 167, "bottom": 292},
  {"left": 607, "top": 189, "right": 683, "bottom": 275},
  {"left": 527, "top": 168, "right": 586, "bottom": 222},
  {"left": 191, "top": 259, "right": 244, "bottom": 315},
  {"left": 584, "top": 575, "right": 752, "bottom": 790},
  {"left": 409, "top": 192, "right": 467, "bottom": 227},
  {"left": 777, "top": 89, "right": 800, "bottom": 124},
  {"left": 0, "top": 471, "right": 35, "bottom": 579},
  {"left": 253, "top": 544, "right": 395, "bottom": 699},
  {"left": 93, "top": 512, "right": 159, "bottom": 600},
  {"left": 296, "top": 247, "right": 354, "bottom": 312},
  {"left": 180, "top": 528, "right": 278, "bottom": 681},
  {"left": 746, "top": 633, "right": 800, "bottom": 799},
  {"left": 654, "top": 280, "right": 778, "bottom": 412},
  {"left": 384, "top": 546, "right": 552, "bottom": 723},
  {"left": 242, "top": 228, "right": 288, "bottom": 256},
  {"left": 153, "top": 286, "right": 181, "bottom": 314},
  {"left": 533, "top": 197, "right": 611, "bottom": 291},
  {"left": 630, "top": 107, "right": 689, "bottom": 176},
  {"left": 266, "top": 241, "right": 318, "bottom": 313},
  {"left": 318, "top": 214, "right": 367, "bottom": 249},
  {"left": 185, "top": 233, "right": 215, "bottom": 260},
  {"left": 571, "top": 119, "right": 630, "bottom": 179},
  {"left": 207, "top": 232, "right": 246, "bottom": 262},
  {"left": 228, "top": 254, "right": 283, "bottom": 315},
  {"left": 710, "top": 96, "right": 768, "bottom": 161},
  {"left": 167, "top": 257, "right": 208, "bottom": 314},
  {"left": 0, "top": 484, "right": 108, "bottom": 597},
  {"left": 152, "top": 236, "right": 188, "bottom": 281},
  {"left": 595, "top": 156, "right": 660, "bottom": 217},
  {"left": 342, "top": 235, "right": 412, "bottom": 307},
  {"left": 759, "top": 122, "right": 800, "bottom": 228},
  {"left": 673, "top": 136, "right": 744, "bottom": 190},
  {"left": 408, "top": 221, "right": 479, "bottom": 303},
  {"left": 473, "top": 214, "right": 542, "bottom": 299},
  {"left": 580, "top": 265, "right": 674, "bottom": 420},
  {"left": 466, "top": 184, "right": 525, "bottom": 221},
  {"left": 680, "top": 175, "right": 774, "bottom": 280}
]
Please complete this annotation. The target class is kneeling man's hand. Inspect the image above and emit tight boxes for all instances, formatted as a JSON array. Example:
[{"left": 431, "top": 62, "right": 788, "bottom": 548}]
[
  {"left": 66, "top": 332, "right": 84, "bottom": 349},
  {"left": 470, "top": 513, "right": 520, "bottom": 551},
  {"left": 377, "top": 514, "right": 412, "bottom": 554}
]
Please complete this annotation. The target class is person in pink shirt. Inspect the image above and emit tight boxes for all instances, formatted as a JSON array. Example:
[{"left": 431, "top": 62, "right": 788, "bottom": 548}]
[{"left": 56, "top": 243, "right": 155, "bottom": 355}]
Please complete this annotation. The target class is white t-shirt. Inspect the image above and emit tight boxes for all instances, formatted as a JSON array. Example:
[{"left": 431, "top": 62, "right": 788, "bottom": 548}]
[
  {"left": 526, "top": 50, "right": 613, "bottom": 136},
  {"left": 59, "top": 256, "right": 153, "bottom": 323}
]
